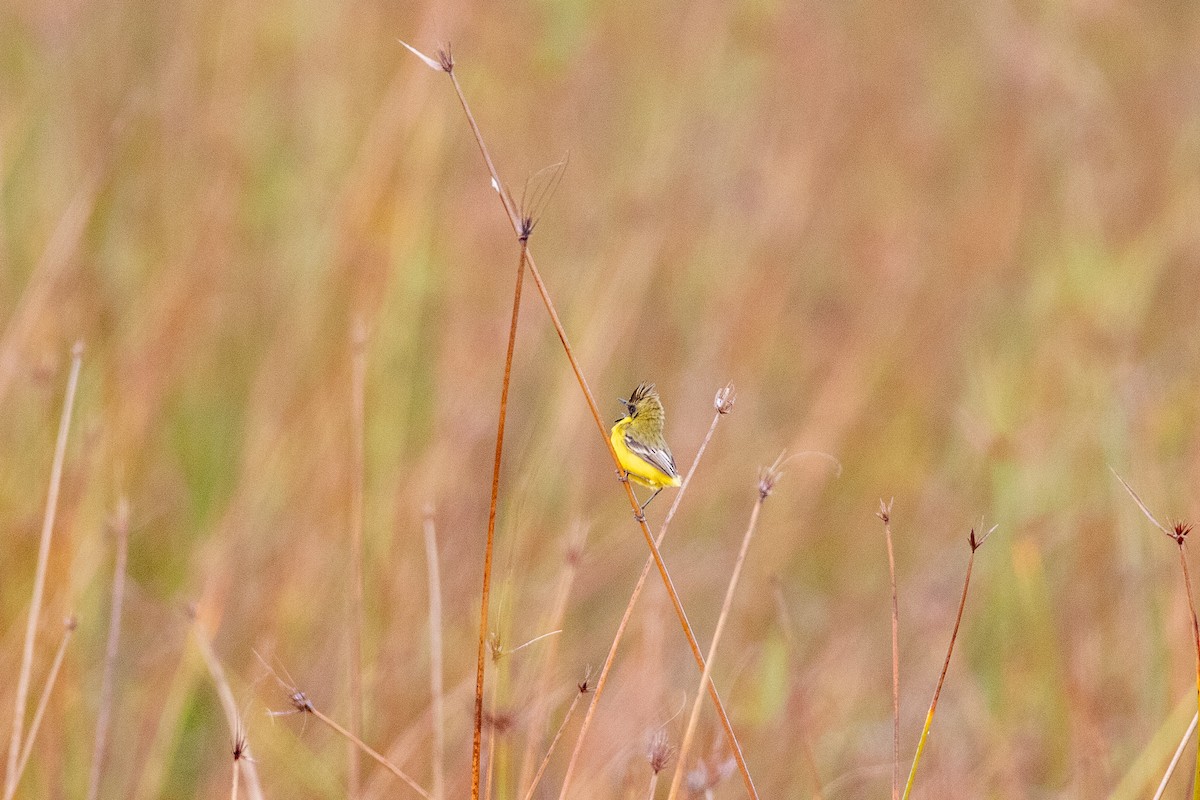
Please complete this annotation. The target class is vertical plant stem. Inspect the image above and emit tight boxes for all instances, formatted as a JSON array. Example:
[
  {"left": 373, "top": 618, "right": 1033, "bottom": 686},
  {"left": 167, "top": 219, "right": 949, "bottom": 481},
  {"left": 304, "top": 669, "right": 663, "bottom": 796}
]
[
  {"left": 666, "top": 465, "right": 776, "bottom": 800},
  {"left": 192, "top": 623, "right": 265, "bottom": 800},
  {"left": 348, "top": 320, "right": 368, "bottom": 799},
  {"left": 85, "top": 497, "right": 131, "bottom": 800},
  {"left": 878, "top": 500, "right": 900, "bottom": 800},
  {"left": 516, "top": 526, "right": 587, "bottom": 798},
  {"left": 483, "top": 646, "right": 501, "bottom": 800},
  {"left": 522, "top": 684, "right": 587, "bottom": 800},
  {"left": 902, "top": 528, "right": 989, "bottom": 800},
  {"left": 1174, "top": 542, "right": 1200, "bottom": 800},
  {"left": 473, "top": 242, "right": 528, "bottom": 799},
  {"left": 230, "top": 761, "right": 241, "bottom": 800},
  {"left": 559, "top": 402, "right": 728, "bottom": 798},
  {"left": 421, "top": 48, "right": 754, "bottom": 798},
  {"left": 4, "top": 617, "right": 76, "bottom": 800},
  {"left": 6, "top": 341, "right": 83, "bottom": 797},
  {"left": 423, "top": 510, "right": 446, "bottom": 800}
]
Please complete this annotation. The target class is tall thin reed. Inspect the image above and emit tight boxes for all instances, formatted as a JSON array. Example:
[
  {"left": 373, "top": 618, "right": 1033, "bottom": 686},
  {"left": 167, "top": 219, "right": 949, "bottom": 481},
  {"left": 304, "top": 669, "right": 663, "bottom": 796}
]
[
  {"left": 471, "top": 237, "right": 529, "bottom": 799},
  {"left": 516, "top": 523, "right": 587, "bottom": 797},
  {"left": 348, "top": 320, "right": 368, "bottom": 799},
  {"left": 901, "top": 525, "right": 994, "bottom": 800},
  {"left": 5, "top": 341, "right": 83, "bottom": 797},
  {"left": 522, "top": 678, "right": 589, "bottom": 800},
  {"left": 85, "top": 497, "right": 131, "bottom": 800},
  {"left": 877, "top": 499, "right": 899, "bottom": 800},
  {"left": 423, "top": 509, "right": 446, "bottom": 800},
  {"left": 3, "top": 616, "right": 76, "bottom": 800},
  {"left": 402, "top": 42, "right": 755, "bottom": 797},
  {"left": 1112, "top": 471, "right": 1200, "bottom": 800},
  {"left": 558, "top": 386, "right": 733, "bottom": 798},
  {"left": 665, "top": 456, "right": 782, "bottom": 800},
  {"left": 1175, "top": 532, "right": 1200, "bottom": 800},
  {"left": 277, "top": 688, "right": 433, "bottom": 799},
  {"left": 193, "top": 621, "right": 265, "bottom": 800}
]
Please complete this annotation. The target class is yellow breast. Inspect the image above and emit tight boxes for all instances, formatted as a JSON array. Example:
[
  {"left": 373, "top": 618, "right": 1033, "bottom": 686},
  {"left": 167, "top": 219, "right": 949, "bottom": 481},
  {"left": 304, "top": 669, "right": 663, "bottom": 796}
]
[{"left": 610, "top": 420, "right": 681, "bottom": 489}]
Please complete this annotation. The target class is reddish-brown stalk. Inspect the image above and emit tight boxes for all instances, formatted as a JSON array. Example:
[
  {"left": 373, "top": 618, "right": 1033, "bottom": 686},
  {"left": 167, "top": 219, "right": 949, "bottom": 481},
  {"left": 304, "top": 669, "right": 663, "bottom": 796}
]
[
  {"left": 901, "top": 525, "right": 993, "bottom": 800},
  {"left": 401, "top": 42, "right": 755, "bottom": 798},
  {"left": 5, "top": 341, "right": 83, "bottom": 797},
  {"left": 665, "top": 457, "right": 781, "bottom": 800},
  {"left": 558, "top": 387, "right": 732, "bottom": 798},
  {"left": 347, "top": 320, "right": 368, "bottom": 800},
  {"left": 473, "top": 240, "right": 529, "bottom": 799},
  {"left": 877, "top": 499, "right": 900, "bottom": 800}
]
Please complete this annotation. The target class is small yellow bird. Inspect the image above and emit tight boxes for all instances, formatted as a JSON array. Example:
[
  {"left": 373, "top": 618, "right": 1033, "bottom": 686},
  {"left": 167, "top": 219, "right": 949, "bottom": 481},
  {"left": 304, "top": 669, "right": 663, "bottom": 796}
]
[{"left": 610, "top": 383, "right": 682, "bottom": 510}]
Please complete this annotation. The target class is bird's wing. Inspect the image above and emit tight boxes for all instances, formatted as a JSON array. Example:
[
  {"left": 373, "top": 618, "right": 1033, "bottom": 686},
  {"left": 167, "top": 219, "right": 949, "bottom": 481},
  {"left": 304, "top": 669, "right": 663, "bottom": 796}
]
[{"left": 624, "top": 432, "right": 679, "bottom": 479}]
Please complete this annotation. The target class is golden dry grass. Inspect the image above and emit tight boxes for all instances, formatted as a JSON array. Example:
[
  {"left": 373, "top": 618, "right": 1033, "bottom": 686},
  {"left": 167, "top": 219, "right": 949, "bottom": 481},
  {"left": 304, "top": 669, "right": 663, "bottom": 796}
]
[{"left": 3, "top": 1, "right": 1200, "bottom": 797}]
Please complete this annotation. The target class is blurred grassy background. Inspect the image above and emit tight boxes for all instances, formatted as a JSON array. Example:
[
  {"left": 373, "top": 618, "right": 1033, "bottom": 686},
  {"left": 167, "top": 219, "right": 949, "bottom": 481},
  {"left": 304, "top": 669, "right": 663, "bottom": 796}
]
[{"left": 3, "top": 0, "right": 1200, "bottom": 797}]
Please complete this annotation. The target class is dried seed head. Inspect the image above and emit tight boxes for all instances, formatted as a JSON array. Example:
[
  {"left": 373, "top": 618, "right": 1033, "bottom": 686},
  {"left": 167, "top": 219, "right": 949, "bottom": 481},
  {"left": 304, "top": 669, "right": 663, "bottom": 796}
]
[
  {"left": 714, "top": 384, "right": 735, "bottom": 415},
  {"left": 233, "top": 729, "right": 247, "bottom": 761},
  {"left": 289, "top": 690, "right": 313, "bottom": 714},
  {"left": 876, "top": 497, "right": 893, "bottom": 524},
  {"left": 1174, "top": 521, "right": 1193, "bottom": 543},
  {"left": 648, "top": 729, "right": 674, "bottom": 774},
  {"left": 436, "top": 44, "right": 454, "bottom": 73}
]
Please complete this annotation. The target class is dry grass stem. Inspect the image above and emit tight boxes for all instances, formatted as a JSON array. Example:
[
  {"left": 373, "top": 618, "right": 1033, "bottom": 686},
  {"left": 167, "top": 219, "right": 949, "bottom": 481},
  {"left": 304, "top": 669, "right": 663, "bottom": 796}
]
[
  {"left": 1113, "top": 472, "right": 1200, "bottom": 799},
  {"left": 1154, "top": 712, "right": 1199, "bottom": 800},
  {"left": 4, "top": 616, "right": 76, "bottom": 800},
  {"left": 901, "top": 524, "right": 994, "bottom": 800},
  {"left": 85, "top": 497, "right": 131, "bottom": 800},
  {"left": 559, "top": 394, "right": 730, "bottom": 797},
  {"left": 442, "top": 94, "right": 765, "bottom": 794},
  {"left": 516, "top": 524, "right": 587, "bottom": 797},
  {"left": 473, "top": 241, "right": 529, "bottom": 799},
  {"left": 192, "top": 623, "right": 265, "bottom": 800},
  {"left": 5, "top": 341, "right": 83, "bottom": 797},
  {"left": 876, "top": 498, "right": 900, "bottom": 800},
  {"left": 262, "top": 659, "right": 432, "bottom": 800},
  {"left": 1111, "top": 468, "right": 1174, "bottom": 538},
  {"left": 521, "top": 678, "right": 589, "bottom": 800},
  {"left": 422, "top": 509, "right": 446, "bottom": 800},
  {"left": 1173, "top": 532, "right": 1200, "bottom": 800},
  {"left": 307, "top": 701, "right": 433, "bottom": 799},
  {"left": 665, "top": 456, "right": 781, "bottom": 800},
  {"left": 230, "top": 726, "right": 246, "bottom": 800},
  {"left": 348, "top": 319, "right": 369, "bottom": 800},
  {"left": 423, "top": 66, "right": 756, "bottom": 792}
]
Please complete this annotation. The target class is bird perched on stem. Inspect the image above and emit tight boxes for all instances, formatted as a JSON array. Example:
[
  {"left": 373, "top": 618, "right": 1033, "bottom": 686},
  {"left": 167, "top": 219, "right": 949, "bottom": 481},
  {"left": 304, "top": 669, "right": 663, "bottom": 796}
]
[{"left": 610, "top": 383, "right": 682, "bottom": 510}]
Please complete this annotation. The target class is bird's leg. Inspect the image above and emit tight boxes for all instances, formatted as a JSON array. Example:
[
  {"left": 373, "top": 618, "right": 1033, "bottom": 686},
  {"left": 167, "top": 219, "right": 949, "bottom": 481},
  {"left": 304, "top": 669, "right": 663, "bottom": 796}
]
[{"left": 639, "top": 488, "right": 663, "bottom": 512}]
